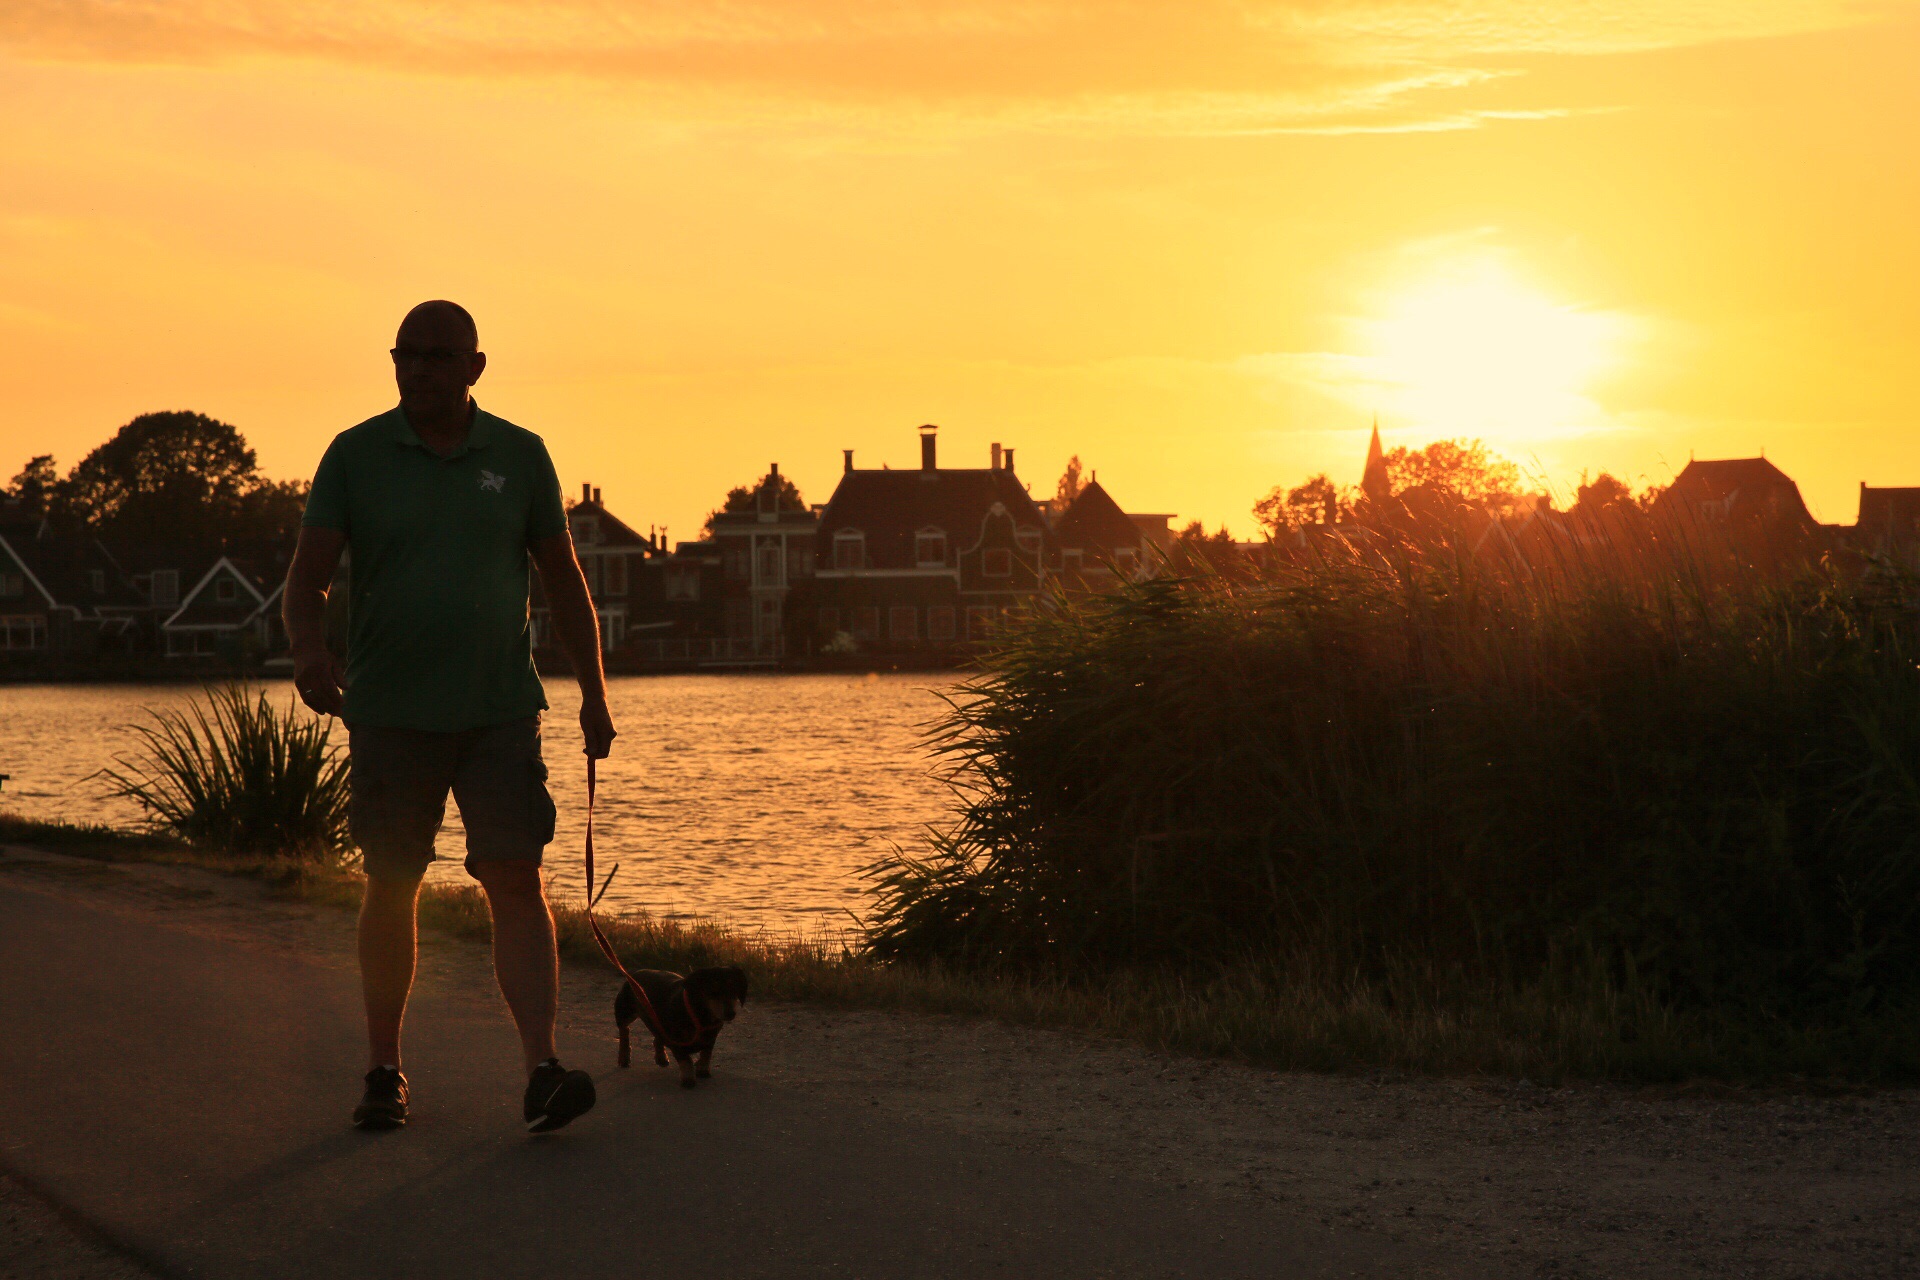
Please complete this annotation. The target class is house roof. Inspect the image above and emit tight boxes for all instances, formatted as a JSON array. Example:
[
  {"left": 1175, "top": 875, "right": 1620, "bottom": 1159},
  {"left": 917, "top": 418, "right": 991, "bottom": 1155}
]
[
  {"left": 1052, "top": 480, "right": 1141, "bottom": 552},
  {"left": 568, "top": 499, "right": 655, "bottom": 550},
  {"left": 0, "top": 531, "right": 146, "bottom": 612},
  {"left": 1660, "top": 457, "right": 1815, "bottom": 525},
  {"left": 164, "top": 555, "right": 282, "bottom": 629},
  {"left": 816, "top": 467, "right": 1048, "bottom": 569},
  {"left": 1857, "top": 486, "right": 1920, "bottom": 531}
]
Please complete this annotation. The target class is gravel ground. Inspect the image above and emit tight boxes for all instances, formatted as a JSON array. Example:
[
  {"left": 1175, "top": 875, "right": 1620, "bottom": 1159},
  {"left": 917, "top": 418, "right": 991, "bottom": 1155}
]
[{"left": 3, "top": 843, "right": 1917, "bottom": 1280}]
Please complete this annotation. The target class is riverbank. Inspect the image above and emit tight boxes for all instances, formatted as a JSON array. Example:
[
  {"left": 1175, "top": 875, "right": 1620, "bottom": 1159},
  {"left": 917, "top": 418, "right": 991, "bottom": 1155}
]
[
  {"left": 3, "top": 825, "right": 1917, "bottom": 1279},
  {"left": 1, "top": 811, "right": 1908, "bottom": 1088}
]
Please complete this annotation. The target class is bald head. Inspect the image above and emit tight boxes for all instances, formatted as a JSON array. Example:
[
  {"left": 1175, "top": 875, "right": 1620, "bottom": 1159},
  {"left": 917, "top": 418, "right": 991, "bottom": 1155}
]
[
  {"left": 398, "top": 299, "right": 478, "bottom": 352},
  {"left": 392, "top": 300, "right": 485, "bottom": 430}
]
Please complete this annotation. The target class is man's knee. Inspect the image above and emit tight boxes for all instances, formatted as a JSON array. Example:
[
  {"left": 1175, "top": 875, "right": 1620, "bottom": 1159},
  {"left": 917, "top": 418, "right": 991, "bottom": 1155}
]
[
  {"left": 471, "top": 859, "right": 545, "bottom": 900},
  {"left": 361, "top": 871, "right": 423, "bottom": 913}
]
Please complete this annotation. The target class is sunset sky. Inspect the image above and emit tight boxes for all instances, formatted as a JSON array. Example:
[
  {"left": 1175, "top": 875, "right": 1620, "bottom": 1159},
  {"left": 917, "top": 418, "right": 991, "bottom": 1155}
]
[{"left": 4, "top": 2, "right": 1917, "bottom": 536}]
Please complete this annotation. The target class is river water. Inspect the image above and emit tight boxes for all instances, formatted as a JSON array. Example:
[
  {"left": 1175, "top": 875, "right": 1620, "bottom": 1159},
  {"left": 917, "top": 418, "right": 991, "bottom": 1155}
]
[{"left": 0, "top": 674, "right": 965, "bottom": 937}]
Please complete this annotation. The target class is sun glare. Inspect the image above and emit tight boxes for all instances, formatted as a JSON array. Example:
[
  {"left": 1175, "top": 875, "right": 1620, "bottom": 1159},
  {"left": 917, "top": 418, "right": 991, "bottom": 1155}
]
[{"left": 1361, "top": 259, "right": 1626, "bottom": 441}]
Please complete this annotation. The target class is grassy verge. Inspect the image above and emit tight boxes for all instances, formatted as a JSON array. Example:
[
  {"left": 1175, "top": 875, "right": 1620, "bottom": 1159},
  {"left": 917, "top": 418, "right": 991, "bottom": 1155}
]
[{"left": 5, "top": 811, "right": 1908, "bottom": 1085}]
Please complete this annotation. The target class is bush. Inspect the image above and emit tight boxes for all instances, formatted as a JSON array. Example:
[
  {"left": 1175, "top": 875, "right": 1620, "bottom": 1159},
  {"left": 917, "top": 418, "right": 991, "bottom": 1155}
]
[
  {"left": 99, "top": 683, "right": 351, "bottom": 862},
  {"left": 865, "top": 522, "right": 1920, "bottom": 1048}
]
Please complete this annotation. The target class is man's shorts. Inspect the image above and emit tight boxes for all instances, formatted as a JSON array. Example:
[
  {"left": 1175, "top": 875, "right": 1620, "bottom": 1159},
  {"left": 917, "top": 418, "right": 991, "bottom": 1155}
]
[{"left": 346, "top": 716, "right": 556, "bottom": 881}]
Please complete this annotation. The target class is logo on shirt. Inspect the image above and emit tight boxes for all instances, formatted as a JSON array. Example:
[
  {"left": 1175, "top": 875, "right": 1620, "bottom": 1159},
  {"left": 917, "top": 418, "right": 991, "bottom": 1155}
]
[{"left": 479, "top": 470, "right": 506, "bottom": 493}]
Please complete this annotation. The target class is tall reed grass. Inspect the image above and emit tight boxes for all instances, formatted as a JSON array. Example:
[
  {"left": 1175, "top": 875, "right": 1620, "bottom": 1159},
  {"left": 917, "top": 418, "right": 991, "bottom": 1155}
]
[
  {"left": 866, "top": 513, "right": 1920, "bottom": 1076},
  {"left": 99, "top": 683, "right": 350, "bottom": 862}
]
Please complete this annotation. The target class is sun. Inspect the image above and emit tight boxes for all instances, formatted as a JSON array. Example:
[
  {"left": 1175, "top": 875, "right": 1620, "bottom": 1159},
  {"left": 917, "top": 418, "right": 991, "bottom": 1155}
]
[{"left": 1360, "top": 257, "right": 1626, "bottom": 441}]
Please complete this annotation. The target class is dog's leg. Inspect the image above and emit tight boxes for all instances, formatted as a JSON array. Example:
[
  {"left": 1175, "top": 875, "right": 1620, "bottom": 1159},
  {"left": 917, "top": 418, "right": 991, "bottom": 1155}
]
[
  {"left": 695, "top": 1036, "right": 714, "bottom": 1079},
  {"left": 618, "top": 1023, "right": 630, "bottom": 1068},
  {"left": 654, "top": 1038, "right": 668, "bottom": 1068},
  {"left": 676, "top": 1051, "right": 697, "bottom": 1089}
]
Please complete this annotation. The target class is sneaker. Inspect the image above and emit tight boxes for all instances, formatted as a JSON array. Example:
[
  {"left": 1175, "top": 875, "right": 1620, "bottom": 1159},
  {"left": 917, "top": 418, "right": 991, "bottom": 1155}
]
[
  {"left": 524, "top": 1059, "right": 596, "bottom": 1133},
  {"left": 353, "top": 1066, "right": 409, "bottom": 1130}
]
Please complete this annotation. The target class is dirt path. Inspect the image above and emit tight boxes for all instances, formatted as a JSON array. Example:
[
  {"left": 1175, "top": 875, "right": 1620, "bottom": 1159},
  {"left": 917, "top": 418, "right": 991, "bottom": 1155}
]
[{"left": 2, "top": 844, "right": 1915, "bottom": 1278}]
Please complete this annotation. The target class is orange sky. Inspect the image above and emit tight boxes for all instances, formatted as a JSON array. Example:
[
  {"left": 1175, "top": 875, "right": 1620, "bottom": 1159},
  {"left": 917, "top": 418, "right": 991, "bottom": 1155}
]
[{"left": 4, "top": 2, "right": 1917, "bottom": 535}]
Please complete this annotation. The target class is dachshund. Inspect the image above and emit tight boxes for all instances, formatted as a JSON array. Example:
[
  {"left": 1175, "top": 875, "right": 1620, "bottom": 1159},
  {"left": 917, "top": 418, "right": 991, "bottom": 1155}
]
[{"left": 614, "top": 966, "right": 750, "bottom": 1088}]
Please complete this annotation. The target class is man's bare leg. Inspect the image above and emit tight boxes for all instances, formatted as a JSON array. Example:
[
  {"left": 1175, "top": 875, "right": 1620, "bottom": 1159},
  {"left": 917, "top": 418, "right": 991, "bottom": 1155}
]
[
  {"left": 359, "top": 873, "right": 423, "bottom": 1069},
  {"left": 470, "top": 861, "right": 559, "bottom": 1074}
]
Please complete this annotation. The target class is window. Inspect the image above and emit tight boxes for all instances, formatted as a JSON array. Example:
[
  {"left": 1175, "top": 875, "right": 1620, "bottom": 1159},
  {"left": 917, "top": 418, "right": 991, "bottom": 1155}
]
[
  {"left": 852, "top": 607, "right": 880, "bottom": 640},
  {"left": 604, "top": 555, "right": 629, "bottom": 596},
  {"left": 664, "top": 564, "right": 700, "bottom": 601},
  {"left": 572, "top": 515, "right": 600, "bottom": 546},
  {"left": 215, "top": 578, "right": 237, "bottom": 603},
  {"left": 915, "top": 529, "right": 947, "bottom": 567},
  {"left": 1113, "top": 547, "right": 1139, "bottom": 574},
  {"left": 983, "top": 548, "right": 1012, "bottom": 578},
  {"left": 152, "top": 570, "right": 179, "bottom": 608},
  {"left": 889, "top": 606, "right": 918, "bottom": 641},
  {"left": 792, "top": 547, "right": 815, "bottom": 577},
  {"left": 725, "top": 547, "right": 750, "bottom": 580},
  {"left": 833, "top": 532, "right": 865, "bottom": 571},
  {"left": 0, "top": 615, "right": 46, "bottom": 650},
  {"left": 927, "top": 605, "right": 957, "bottom": 641},
  {"left": 966, "top": 606, "right": 998, "bottom": 639},
  {"left": 816, "top": 607, "right": 840, "bottom": 635},
  {"left": 1015, "top": 527, "right": 1043, "bottom": 554},
  {"left": 0, "top": 572, "right": 22, "bottom": 599},
  {"left": 600, "top": 613, "right": 625, "bottom": 651},
  {"left": 89, "top": 569, "right": 106, "bottom": 595},
  {"left": 758, "top": 545, "right": 784, "bottom": 582},
  {"left": 583, "top": 556, "right": 603, "bottom": 594}
]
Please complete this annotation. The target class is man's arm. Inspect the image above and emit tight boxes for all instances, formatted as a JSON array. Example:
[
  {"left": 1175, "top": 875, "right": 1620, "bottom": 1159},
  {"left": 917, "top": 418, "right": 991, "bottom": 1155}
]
[
  {"left": 530, "top": 532, "right": 616, "bottom": 759},
  {"left": 284, "top": 526, "right": 348, "bottom": 716}
]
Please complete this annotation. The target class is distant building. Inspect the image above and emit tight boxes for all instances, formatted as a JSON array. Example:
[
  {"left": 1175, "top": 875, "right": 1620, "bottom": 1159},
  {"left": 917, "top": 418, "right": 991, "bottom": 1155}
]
[
  {"left": 808, "top": 427, "right": 1049, "bottom": 655},
  {"left": 1646, "top": 456, "right": 1823, "bottom": 567},
  {"left": 159, "top": 555, "right": 285, "bottom": 659},
  {"left": 0, "top": 507, "right": 143, "bottom": 656},
  {"left": 706, "top": 464, "right": 819, "bottom": 661},
  {"left": 1049, "top": 477, "right": 1164, "bottom": 587},
  {"left": 1854, "top": 485, "right": 1920, "bottom": 566}
]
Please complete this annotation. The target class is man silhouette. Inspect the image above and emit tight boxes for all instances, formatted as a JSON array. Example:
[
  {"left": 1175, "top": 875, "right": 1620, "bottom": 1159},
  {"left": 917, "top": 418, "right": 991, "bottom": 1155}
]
[{"left": 283, "top": 300, "right": 616, "bottom": 1132}]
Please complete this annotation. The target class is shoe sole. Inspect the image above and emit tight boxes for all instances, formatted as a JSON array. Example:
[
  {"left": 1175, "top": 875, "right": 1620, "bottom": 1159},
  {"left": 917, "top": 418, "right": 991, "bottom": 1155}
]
[
  {"left": 526, "top": 1073, "right": 596, "bottom": 1133},
  {"left": 353, "top": 1110, "right": 408, "bottom": 1130}
]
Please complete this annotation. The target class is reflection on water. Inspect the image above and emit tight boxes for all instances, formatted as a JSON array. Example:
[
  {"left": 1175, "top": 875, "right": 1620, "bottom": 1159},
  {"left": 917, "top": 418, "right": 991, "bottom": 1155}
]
[{"left": 0, "top": 674, "right": 960, "bottom": 936}]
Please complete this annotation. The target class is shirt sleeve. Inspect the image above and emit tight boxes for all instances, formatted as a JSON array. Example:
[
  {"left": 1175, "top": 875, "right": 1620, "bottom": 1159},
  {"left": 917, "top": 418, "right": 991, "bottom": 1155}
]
[
  {"left": 301, "top": 436, "right": 350, "bottom": 530},
  {"left": 527, "top": 438, "right": 567, "bottom": 542}
]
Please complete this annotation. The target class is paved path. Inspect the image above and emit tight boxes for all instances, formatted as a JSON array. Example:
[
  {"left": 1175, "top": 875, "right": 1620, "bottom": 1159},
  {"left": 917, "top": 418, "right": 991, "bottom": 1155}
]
[{"left": 0, "top": 876, "right": 1498, "bottom": 1279}]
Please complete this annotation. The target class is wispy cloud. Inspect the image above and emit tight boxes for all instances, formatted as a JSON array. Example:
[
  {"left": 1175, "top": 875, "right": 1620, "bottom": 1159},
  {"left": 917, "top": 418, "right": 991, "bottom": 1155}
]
[{"left": 0, "top": 0, "right": 1885, "bottom": 133}]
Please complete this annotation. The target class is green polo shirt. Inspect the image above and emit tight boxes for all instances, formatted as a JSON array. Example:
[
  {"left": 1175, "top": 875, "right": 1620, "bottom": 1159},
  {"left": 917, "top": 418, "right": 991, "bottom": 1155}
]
[{"left": 301, "top": 404, "right": 568, "bottom": 732}]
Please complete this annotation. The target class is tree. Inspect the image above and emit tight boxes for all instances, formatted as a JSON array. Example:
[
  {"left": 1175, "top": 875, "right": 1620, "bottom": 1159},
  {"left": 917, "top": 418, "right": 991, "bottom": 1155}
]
[
  {"left": 703, "top": 471, "right": 806, "bottom": 533},
  {"left": 1055, "top": 456, "right": 1086, "bottom": 507},
  {"left": 5, "top": 455, "right": 58, "bottom": 516},
  {"left": 1382, "top": 439, "right": 1524, "bottom": 508},
  {"left": 1253, "top": 473, "right": 1350, "bottom": 536},
  {"left": 63, "top": 411, "right": 262, "bottom": 547},
  {"left": 1571, "top": 472, "right": 1633, "bottom": 517}
]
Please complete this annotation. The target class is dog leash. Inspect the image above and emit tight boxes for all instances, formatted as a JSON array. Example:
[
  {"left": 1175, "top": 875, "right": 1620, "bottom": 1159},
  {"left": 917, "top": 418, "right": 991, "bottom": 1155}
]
[{"left": 582, "top": 756, "right": 715, "bottom": 1050}]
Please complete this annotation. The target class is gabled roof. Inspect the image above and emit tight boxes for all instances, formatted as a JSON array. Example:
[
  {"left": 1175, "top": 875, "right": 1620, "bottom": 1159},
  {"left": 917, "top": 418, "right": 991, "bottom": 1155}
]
[
  {"left": 1053, "top": 480, "right": 1141, "bottom": 552},
  {"left": 568, "top": 499, "right": 654, "bottom": 550},
  {"left": 0, "top": 531, "right": 146, "bottom": 612},
  {"left": 817, "top": 468, "right": 1047, "bottom": 569},
  {"left": 164, "top": 555, "right": 280, "bottom": 629}
]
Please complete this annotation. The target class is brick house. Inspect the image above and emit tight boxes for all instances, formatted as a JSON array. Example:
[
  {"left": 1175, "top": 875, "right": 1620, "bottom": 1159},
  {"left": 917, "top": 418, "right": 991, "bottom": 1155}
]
[
  {"left": 1647, "top": 457, "right": 1823, "bottom": 567},
  {"left": 807, "top": 427, "right": 1049, "bottom": 655},
  {"left": 160, "top": 555, "right": 285, "bottom": 660},
  {"left": 1049, "top": 477, "right": 1170, "bottom": 587},
  {"left": 0, "top": 505, "right": 148, "bottom": 658},
  {"left": 1854, "top": 485, "right": 1920, "bottom": 566}
]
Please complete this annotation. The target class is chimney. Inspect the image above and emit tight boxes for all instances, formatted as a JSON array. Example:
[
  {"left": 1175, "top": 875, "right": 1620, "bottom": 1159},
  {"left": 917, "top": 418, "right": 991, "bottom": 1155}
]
[
  {"left": 920, "top": 425, "right": 938, "bottom": 472},
  {"left": 581, "top": 482, "right": 592, "bottom": 503},
  {"left": 758, "top": 464, "right": 779, "bottom": 517},
  {"left": 843, "top": 449, "right": 854, "bottom": 473},
  {"left": 1004, "top": 447, "right": 1015, "bottom": 474},
  {"left": 593, "top": 487, "right": 602, "bottom": 505},
  {"left": 991, "top": 442, "right": 1002, "bottom": 470}
]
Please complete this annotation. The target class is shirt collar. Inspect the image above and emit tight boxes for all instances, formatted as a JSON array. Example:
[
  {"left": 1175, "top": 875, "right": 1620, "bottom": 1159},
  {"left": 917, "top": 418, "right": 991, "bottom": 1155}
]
[{"left": 390, "top": 402, "right": 493, "bottom": 457}]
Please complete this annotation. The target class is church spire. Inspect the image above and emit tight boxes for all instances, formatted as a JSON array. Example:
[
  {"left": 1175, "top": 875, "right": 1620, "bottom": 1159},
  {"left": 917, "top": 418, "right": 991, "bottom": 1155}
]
[{"left": 1362, "top": 417, "right": 1391, "bottom": 503}]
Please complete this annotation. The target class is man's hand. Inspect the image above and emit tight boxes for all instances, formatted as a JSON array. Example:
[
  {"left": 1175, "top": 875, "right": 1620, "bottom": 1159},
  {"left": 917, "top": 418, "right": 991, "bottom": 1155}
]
[
  {"left": 292, "top": 645, "right": 346, "bottom": 716},
  {"left": 579, "top": 696, "right": 616, "bottom": 759}
]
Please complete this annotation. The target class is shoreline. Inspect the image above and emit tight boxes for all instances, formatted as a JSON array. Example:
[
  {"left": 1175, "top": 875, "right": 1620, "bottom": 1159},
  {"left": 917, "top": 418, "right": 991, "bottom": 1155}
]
[{"left": 2, "top": 830, "right": 1916, "bottom": 1279}]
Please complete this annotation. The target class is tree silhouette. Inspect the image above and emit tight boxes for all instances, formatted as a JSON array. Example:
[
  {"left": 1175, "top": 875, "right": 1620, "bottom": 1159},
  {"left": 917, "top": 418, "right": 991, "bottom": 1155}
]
[
  {"left": 703, "top": 472, "right": 806, "bottom": 532},
  {"left": 1055, "top": 456, "right": 1086, "bottom": 507},
  {"left": 1253, "top": 473, "right": 1351, "bottom": 535},
  {"left": 62, "top": 411, "right": 280, "bottom": 548},
  {"left": 4, "top": 454, "right": 58, "bottom": 517}
]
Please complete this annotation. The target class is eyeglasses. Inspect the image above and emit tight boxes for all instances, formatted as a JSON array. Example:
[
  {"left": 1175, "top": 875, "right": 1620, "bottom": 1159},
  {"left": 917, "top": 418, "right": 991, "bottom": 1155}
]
[{"left": 390, "top": 347, "right": 473, "bottom": 365}]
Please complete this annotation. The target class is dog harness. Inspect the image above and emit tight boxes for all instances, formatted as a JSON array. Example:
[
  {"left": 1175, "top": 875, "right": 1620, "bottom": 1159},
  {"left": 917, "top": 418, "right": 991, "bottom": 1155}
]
[{"left": 583, "top": 756, "right": 718, "bottom": 1051}]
